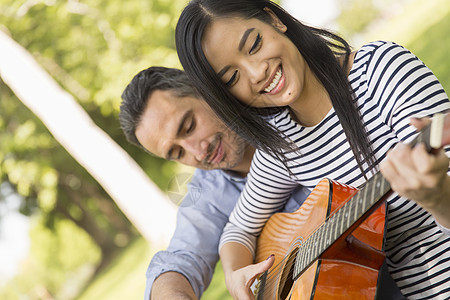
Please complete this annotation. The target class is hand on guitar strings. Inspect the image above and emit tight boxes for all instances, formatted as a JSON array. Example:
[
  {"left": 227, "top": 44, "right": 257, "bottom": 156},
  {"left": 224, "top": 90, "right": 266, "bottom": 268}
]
[{"left": 226, "top": 254, "right": 275, "bottom": 300}]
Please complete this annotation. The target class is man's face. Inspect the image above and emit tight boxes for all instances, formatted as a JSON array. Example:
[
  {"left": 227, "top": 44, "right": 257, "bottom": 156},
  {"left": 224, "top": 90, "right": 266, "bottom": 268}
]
[{"left": 135, "top": 89, "right": 248, "bottom": 170}]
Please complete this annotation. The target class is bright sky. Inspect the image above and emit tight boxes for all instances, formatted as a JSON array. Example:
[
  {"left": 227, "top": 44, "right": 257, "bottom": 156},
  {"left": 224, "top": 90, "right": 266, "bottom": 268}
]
[
  {"left": 282, "top": 0, "right": 340, "bottom": 29},
  {"left": 0, "top": 185, "right": 30, "bottom": 285}
]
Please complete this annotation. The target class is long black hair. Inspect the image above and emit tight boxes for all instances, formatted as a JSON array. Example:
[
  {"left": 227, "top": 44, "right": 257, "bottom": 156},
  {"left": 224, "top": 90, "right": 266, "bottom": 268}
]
[{"left": 175, "top": 0, "right": 376, "bottom": 176}]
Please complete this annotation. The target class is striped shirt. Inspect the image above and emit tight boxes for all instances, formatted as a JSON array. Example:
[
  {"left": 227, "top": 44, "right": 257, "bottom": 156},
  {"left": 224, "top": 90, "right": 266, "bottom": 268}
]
[{"left": 220, "top": 41, "right": 450, "bottom": 298}]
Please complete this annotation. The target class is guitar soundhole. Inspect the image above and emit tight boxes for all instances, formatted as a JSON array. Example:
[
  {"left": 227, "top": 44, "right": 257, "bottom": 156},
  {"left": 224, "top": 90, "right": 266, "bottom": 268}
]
[{"left": 278, "top": 247, "right": 299, "bottom": 300}]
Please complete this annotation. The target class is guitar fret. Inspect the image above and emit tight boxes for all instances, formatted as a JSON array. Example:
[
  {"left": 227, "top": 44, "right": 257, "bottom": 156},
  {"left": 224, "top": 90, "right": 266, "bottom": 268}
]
[
  {"left": 362, "top": 186, "right": 368, "bottom": 216},
  {"left": 336, "top": 208, "right": 344, "bottom": 237},
  {"left": 314, "top": 229, "right": 320, "bottom": 258},
  {"left": 300, "top": 242, "right": 305, "bottom": 270},
  {"left": 319, "top": 224, "right": 326, "bottom": 253},
  {"left": 332, "top": 212, "right": 338, "bottom": 240},
  {"left": 331, "top": 215, "right": 337, "bottom": 241},
  {"left": 345, "top": 202, "right": 351, "bottom": 229},
  {"left": 316, "top": 225, "right": 323, "bottom": 255},
  {"left": 351, "top": 197, "right": 357, "bottom": 224},
  {"left": 307, "top": 237, "right": 314, "bottom": 266},
  {"left": 299, "top": 245, "right": 306, "bottom": 272},
  {"left": 353, "top": 193, "right": 359, "bottom": 222},
  {"left": 294, "top": 253, "right": 299, "bottom": 276},
  {"left": 310, "top": 234, "right": 316, "bottom": 262},
  {"left": 370, "top": 178, "right": 376, "bottom": 208},
  {"left": 304, "top": 239, "right": 310, "bottom": 268},
  {"left": 326, "top": 219, "right": 332, "bottom": 247}
]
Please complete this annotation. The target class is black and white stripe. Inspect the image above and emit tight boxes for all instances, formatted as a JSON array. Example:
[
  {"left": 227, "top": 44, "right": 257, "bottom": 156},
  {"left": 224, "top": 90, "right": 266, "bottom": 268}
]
[{"left": 220, "top": 41, "right": 450, "bottom": 298}]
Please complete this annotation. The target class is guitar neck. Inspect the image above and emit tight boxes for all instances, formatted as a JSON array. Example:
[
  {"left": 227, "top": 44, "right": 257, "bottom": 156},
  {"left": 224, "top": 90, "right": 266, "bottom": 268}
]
[
  {"left": 293, "top": 172, "right": 390, "bottom": 279},
  {"left": 293, "top": 113, "right": 450, "bottom": 279}
]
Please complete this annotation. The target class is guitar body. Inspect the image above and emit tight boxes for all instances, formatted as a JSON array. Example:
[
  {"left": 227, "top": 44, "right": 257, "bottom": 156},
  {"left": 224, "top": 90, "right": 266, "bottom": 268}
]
[{"left": 255, "top": 179, "right": 386, "bottom": 300}]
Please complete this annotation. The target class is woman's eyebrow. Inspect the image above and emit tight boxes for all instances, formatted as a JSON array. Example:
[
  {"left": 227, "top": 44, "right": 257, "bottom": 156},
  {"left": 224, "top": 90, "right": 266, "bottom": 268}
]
[{"left": 239, "top": 28, "right": 255, "bottom": 51}]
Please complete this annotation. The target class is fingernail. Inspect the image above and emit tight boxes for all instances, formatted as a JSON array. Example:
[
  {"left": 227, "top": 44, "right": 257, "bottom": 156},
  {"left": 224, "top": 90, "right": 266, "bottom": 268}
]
[{"left": 266, "top": 254, "right": 274, "bottom": 260}]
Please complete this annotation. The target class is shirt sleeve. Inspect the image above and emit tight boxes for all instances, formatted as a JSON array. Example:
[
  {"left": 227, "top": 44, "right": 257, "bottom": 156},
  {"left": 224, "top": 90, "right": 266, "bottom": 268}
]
[
  {"left": 219, "top": 149, "right": 299, "bottom": 256},
  {"left": 144, "top": 171, "right": 233, "bottom": 299}
]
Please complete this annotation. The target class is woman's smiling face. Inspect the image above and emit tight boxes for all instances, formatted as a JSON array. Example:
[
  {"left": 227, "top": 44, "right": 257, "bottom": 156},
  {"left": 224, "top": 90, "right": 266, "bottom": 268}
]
[{"left": 201, "top": 10, "right": 308, "bottom": 108}]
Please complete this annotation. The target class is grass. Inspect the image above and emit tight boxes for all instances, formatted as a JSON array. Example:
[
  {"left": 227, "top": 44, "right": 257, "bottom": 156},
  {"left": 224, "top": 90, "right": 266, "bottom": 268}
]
[
  {"left": 201, "top": 262, "right": 232, "bottom": 300},
  {"left": 75, "top": 237, "right": 152, "bottom": 300},
  {"left": 76, "top": 2, "right": 450, "bottom": 299},
  {"left": 74, "top": 237, "right": 232, "bottom": 300}
]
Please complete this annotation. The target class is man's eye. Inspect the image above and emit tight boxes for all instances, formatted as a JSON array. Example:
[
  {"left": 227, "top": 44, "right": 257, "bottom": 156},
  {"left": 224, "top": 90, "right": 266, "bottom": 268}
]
[
  {"left": 226, "top": 70, "right": 238, "bottom": 87},
  {"left": 177, "top": 148, "right": 185, "bottom": 159},
  {"left": 186, "top": 118, "right": 195, "bottom": 134},
  {"left": 249, "top": 33, "right": 262, "bottom": 54}
]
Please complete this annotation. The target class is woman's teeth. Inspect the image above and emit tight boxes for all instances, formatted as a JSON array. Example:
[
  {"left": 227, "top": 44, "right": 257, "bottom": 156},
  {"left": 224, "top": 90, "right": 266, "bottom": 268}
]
[{"left": 264, "top": 68, "right": 282, "bottom": 93}]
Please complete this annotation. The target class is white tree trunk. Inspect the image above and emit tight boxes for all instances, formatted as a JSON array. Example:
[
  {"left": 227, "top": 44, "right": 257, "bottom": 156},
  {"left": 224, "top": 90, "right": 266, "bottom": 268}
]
[{"left": 0, "top": 29, "right": 177, "bottom": 248}]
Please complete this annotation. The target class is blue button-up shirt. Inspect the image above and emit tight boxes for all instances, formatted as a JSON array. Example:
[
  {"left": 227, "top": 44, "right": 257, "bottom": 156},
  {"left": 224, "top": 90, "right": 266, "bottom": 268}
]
[{"left": 144, "top": 168, "right": 310, "bottom": 299}]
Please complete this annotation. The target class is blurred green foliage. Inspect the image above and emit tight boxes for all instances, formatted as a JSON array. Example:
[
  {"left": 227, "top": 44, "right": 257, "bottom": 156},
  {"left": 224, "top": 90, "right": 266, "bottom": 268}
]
[
  {"left": 337, "top": 0, "right": 380, "bottom": 37},
  {"left": 0, "top": 0, "right": 188, "bottom": 298},
  {"left": 0, "top": 217, "right": 101, "bottom": 300},
  {"left": 76, "top": 237, "right": 149, "bottom": 300},
  {"left": 407, "top": 11, "right": 450, "bottom": 93}
]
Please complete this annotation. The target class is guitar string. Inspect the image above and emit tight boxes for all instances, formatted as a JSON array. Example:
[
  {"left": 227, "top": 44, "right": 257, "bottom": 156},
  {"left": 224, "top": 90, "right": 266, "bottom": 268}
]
[
  {"left": 260, "top": 246, "right": 309, "bottom": 299},
  {"left": 258, "top": 213, "right": 345, "bottom": 299},
  {"left": 259, "top": 252, "right": 295, "bottom": 299},
  {"left": 257, "top": 210, "right": 350, "bottom": 298},
  {"left": 257, "top": 205, "right": 347, "bottom": 298},
  {"left": 258, "top": 240, "right": 310, "bottom": 299},
  {"left": 258, "top": 221, "right": 320, "bottom": 296}
]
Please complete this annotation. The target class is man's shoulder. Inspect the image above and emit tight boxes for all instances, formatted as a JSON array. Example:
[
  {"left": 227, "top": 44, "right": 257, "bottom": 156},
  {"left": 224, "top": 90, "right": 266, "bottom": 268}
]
[
  {"left": 182, "top": 168, "right": 247, "bottom": 210},
  {"left": 190, "top": 168, "right": 245, "bottom": 186}
]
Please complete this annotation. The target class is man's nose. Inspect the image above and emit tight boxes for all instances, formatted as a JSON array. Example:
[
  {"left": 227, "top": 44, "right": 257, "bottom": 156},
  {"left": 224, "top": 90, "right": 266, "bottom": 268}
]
[{"left": 180, "top": 138, "right": 209, "bottom": 162}]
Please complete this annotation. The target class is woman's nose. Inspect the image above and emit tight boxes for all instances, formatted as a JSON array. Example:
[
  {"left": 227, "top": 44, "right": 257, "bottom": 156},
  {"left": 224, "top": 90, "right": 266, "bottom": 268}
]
[{"left": 244, "top": 59, "right": 267, "bottom": 85}]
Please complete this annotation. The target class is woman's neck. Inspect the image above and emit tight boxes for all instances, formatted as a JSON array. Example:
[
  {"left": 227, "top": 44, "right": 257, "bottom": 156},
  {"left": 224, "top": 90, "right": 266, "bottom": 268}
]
[
  {"left": 289, "top": 51, "right": 357, "bottom": 127},
  {"left": 289, "top": 67, "right": 332, "bottom": 127}
]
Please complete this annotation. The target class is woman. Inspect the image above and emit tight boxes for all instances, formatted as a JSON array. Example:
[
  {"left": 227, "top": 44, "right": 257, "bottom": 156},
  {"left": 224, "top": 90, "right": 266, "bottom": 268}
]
[{"left": 175, "top": 0, "right": 450, "bottom": 299}]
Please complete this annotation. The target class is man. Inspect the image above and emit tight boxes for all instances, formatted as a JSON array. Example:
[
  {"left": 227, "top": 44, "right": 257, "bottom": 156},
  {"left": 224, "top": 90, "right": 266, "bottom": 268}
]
[{"left": 119, "top": 66, "right": 310, "bottom": 299}]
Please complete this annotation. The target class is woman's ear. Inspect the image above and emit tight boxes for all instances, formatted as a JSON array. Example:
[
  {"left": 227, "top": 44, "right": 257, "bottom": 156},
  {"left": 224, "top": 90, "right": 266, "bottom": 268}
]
[{"left": 263, "top": 7, "right": 287, "bottom": 33}]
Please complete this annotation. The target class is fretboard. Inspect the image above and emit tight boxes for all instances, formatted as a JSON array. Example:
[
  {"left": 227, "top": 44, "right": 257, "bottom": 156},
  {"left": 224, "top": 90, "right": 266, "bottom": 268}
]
[{"left": 292, "top": 172, "right": 390, "bottom": 279}]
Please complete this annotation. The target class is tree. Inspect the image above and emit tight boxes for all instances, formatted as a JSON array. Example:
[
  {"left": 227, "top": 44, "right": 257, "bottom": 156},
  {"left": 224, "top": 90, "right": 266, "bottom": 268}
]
[
  {"left": 0, "top": 0, "right": 186, "bottom": 295},
  {"left": 0, "top": 30, "right": 177, "bottom": 247}
]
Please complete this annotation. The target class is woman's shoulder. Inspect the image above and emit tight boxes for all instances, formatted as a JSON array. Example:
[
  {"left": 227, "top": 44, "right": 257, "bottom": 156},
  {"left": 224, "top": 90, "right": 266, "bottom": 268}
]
[
  {"left": 350, "top": 40, "right": 416, "bottom": 79},
  {"left": 353, "top": 40, "right": 410, "bottom": 67}
]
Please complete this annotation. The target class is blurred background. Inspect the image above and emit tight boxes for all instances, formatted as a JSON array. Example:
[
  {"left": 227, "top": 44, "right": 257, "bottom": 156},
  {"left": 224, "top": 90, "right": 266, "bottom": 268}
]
[{"left": 0, "top": 0, "right": 448, "bottom": 299}]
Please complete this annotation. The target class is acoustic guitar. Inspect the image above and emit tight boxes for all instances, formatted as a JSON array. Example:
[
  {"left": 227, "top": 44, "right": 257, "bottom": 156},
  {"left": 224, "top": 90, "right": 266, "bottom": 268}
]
[{"left": 254, "top": 113, "right": 450, "bottom": 300}]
